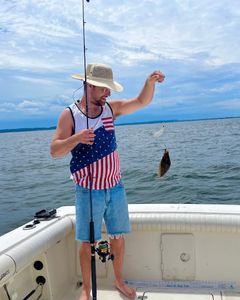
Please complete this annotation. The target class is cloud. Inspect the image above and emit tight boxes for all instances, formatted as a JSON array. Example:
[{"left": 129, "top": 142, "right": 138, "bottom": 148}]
[
  {"left": 217, "top": 99, "right": 240, "bottom": 109},
  {"left": 85, "top": 0, "right": 240, "bottom": 66},
  {"left": 1, "top": 0, "right": 240, "bottom": 72},
  {"left": 17, "top": 100, "right": 42, "bottom": 112},
  {"left": 0, "top": 0, "right": 240, "bottom": 128},
  {"left": 0, "top": 100, "right": 46, "bottom": 115},
  {"left": 0, "top": 102, "right": 16, "bottom": 113},
  {"left": 0, "top": 97, "right": 71, "bottom": 116},
  {"left": 0, "top": 52, "right": 69, "bottom": 71},
  {"left": 209, "top": 81, "right": 240, "bottom": 93},
  {"left": 14, "top": 76, "right": 57, "bottom": 85}
]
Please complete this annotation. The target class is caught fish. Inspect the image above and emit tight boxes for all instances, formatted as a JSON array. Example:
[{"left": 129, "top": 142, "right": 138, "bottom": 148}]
[{"left": 158, "top": 149, "right": 171, "bottom": 177}]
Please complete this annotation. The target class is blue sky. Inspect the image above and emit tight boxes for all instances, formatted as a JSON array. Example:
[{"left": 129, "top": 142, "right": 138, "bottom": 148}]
[{"left": 0, "top": 0, "right": 240, "bottom": 129}]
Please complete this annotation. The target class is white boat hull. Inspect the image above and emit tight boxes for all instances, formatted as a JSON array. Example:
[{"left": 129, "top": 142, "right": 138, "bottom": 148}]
[{"left": 1, "top": 204, "right": 240, "bottom": 299}]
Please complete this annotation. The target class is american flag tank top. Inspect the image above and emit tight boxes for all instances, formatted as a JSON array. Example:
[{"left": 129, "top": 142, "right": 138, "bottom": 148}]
[{"left": 68, "top": 102, "right": 121, "bottom": 190}]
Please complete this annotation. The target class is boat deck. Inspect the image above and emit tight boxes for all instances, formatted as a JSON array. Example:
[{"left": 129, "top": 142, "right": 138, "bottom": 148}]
[{"left": 59, "top": 285, "right": 240, "bottom": 300}]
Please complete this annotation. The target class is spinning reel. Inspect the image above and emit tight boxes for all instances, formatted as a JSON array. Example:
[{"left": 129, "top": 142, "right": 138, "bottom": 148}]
[{"left": 96, "top": 241, "right": 114, "bottom": 263}]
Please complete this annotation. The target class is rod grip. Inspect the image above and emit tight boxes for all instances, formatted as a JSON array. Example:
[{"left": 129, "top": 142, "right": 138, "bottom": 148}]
[
  {"left": 91, "top": 252, "right": 97, "bottom": 299},
  {"left": 90, "top": 220, "right": 95, "bottom": 244}
]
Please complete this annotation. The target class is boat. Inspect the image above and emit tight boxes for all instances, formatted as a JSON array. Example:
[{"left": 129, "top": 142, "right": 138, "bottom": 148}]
[{"left": 1, "top": 203, "right": 240, "bottom": 299}]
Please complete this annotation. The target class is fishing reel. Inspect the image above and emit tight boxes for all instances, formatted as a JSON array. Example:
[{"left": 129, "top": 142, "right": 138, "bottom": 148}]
[{"left": 96, "top": 241, "right": 114, "bottom": 263}]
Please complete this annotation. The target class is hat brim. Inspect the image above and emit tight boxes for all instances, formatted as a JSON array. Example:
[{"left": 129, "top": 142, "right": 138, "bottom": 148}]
[{"left": 71, "top": 74, "right": 123, "bottom": 92}]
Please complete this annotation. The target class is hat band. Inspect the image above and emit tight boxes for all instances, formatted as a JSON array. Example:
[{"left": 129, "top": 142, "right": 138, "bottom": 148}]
[{"left": 87, "top": 75, "right": 114, "bottom": 83}]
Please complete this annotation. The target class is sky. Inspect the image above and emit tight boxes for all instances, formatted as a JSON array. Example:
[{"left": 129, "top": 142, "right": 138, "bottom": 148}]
[{"left": 0, "top": 0, "right": 240, "bottom": 130}]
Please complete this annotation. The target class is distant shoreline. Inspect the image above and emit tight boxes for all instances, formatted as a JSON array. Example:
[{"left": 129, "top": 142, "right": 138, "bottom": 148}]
[{"left": 0, "top": 116, "right": 239, "bottom": 133}]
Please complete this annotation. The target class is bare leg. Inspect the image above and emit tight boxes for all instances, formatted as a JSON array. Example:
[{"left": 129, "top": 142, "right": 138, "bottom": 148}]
[
  {"left": 110, "top": 236, "right": 136, "bottom": 299},
  {"left": 79, "top": 242, "right": 91, "bottom": 300}
]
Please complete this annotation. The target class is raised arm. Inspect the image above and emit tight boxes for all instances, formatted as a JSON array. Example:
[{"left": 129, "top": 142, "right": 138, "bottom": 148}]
[
  {"left": 110, "top": 70, "right": 165, "bottom": 118},
  {"left": 50, "top": 108, "right": 95, "bottom": 158}
]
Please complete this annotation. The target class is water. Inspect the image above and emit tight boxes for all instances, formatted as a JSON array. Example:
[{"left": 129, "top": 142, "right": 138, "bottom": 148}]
[{"left": 0, "top": 118, "right": 240, "bottom": 235}]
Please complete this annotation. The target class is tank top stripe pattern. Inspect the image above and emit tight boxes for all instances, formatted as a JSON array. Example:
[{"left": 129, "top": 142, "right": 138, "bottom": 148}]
[
  {"left": 102, "top": 116, "right": 114, "bottom": 131},
  {"left": 72, "top": 150, "right": 121, "bottom": 189}
]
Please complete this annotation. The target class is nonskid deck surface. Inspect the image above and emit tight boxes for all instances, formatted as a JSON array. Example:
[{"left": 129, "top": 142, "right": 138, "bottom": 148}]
[{"left": 59, "top": 284, "right": 240, "bottom": 300}]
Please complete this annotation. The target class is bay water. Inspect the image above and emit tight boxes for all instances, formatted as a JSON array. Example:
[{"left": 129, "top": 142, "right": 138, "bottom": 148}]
[{"left": 0, "top": 118, "right": 239, "bottom": 235}]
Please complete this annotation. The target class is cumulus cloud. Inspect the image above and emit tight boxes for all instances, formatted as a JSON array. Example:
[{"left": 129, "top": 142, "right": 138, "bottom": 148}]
[
  {"left": 1, "top": 0, "right": 240, "bottom": 71},
  {"left": 0, "top": 0, "right": 240, "bottom": 127},
  {"left": 85, "top": 0, "right": 240, "bottom": 66},
  {"left": 0, "top": 97, "right": 71, "bottom": 116},
  {"left": 0, "top": 100, "right": 47, "bottom": 115}
]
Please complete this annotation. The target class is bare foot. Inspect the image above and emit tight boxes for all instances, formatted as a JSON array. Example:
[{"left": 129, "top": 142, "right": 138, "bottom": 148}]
[
  {"left": 79, "top": 286, "right": 91, "bottom": 300},
  {"left": 115, "top": 281, "right": 136, "bottom": 299}
]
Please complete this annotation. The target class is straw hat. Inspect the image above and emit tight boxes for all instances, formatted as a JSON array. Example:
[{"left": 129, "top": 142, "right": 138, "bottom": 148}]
[{"left": 72, "top": 63, "right": 123, "bottom": 92}]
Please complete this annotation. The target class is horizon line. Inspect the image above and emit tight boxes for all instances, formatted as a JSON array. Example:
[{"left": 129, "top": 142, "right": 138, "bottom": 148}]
[{"left": 0, "top": 116, "right": 239, "bottom": 133}]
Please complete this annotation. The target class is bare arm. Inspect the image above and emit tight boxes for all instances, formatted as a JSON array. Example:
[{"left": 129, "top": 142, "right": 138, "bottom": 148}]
[
  {"left": 110, "top": 70, "right": 165, "bottom": 118},
  {"left": 50, "top": 108, "right": 95, "bottom": 158}
]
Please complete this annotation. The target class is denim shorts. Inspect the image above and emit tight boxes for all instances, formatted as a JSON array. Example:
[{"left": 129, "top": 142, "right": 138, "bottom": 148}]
[{"left": 75, "top": 180, "right": 131, "bottom": 242}]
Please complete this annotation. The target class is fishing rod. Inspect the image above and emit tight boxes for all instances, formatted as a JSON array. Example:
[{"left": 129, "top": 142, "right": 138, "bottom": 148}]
[{"left": 81, "top": 1, "right": 97, "bottom": 299}]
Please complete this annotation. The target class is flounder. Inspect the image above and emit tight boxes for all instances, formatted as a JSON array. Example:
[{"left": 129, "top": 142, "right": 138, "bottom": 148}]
[{"left": 158, "top": 149, "right": 171, "bottom": 177}]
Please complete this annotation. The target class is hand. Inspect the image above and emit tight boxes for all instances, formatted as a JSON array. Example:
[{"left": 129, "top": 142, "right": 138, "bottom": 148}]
[
  {"left": 148, "top": 70, "right": 165, "bottom": 84},
  {"left": 77, "top": 128, "right": 95, "bottom": 145}
]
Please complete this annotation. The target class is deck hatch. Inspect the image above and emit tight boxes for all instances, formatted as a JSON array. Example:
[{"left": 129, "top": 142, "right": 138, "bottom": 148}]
[{"left": 161, "top": 233, "right": 195, "bottom": 280}]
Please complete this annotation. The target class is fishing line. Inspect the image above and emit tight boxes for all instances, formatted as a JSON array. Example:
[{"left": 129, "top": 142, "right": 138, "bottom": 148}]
[
  {"left": 72, "top": 84, "right": 83, "bottom": 101},
  {"left": 153, "top": 125, "right": 166, "bottom": 138},
  {"left": 152, "top": 125, "right": 172, "bottom": 176},
  {"left": 81, "top": 1, "right": 97, "bottom": 300}
]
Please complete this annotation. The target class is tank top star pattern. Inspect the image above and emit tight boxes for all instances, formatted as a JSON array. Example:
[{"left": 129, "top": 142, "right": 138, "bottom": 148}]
[{"left": 68, "top": 102, "right": 121, "bottom": 189}]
